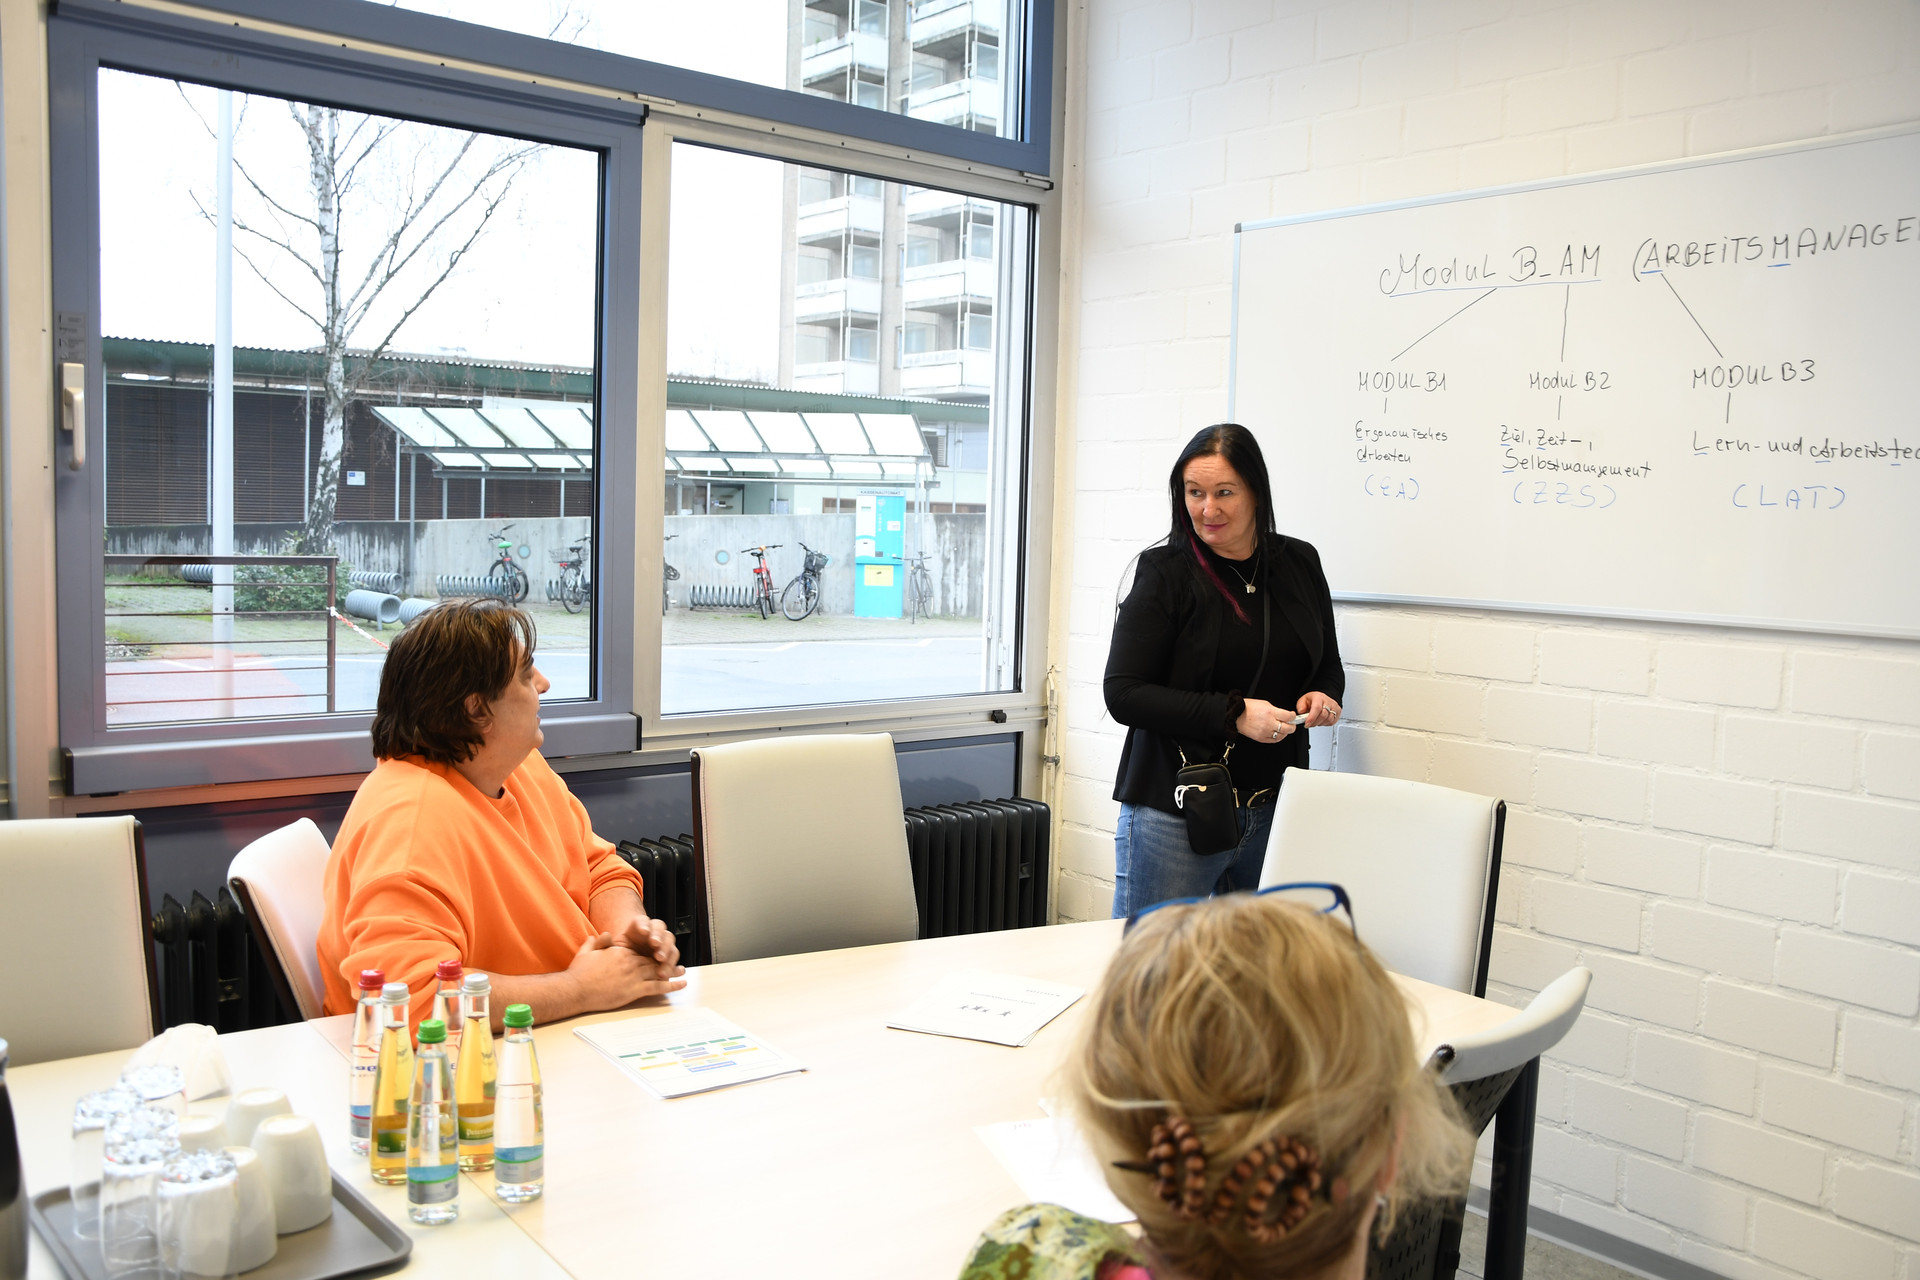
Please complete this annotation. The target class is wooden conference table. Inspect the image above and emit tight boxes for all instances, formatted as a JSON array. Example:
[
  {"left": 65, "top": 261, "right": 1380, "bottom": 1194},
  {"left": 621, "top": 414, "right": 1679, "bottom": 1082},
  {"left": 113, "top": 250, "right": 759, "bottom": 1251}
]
[{"left": 12, "top": 920, "right": 1523, "bottom": 1279}]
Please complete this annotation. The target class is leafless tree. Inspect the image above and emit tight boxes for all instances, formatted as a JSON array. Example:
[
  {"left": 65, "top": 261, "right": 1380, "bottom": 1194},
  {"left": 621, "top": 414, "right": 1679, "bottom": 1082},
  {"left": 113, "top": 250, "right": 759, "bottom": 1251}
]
[{"left": 187, "top": 93, "right": 539, "bottom": 552}]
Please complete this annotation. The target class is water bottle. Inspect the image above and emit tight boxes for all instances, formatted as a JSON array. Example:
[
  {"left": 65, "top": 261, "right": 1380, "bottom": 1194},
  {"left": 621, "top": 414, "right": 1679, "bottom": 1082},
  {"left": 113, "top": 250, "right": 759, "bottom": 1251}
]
[
  {"left": 406, "top": 1020, "right": 459, "bottom": 1225},
  {"left": 430, "top": 960, "right": 464, "bottom": 1058},
  {"left": 349, "top": 968, "right": 385, "bottom": 1155},
  {"left": 492, "top": 1005, "right": 543, "bottom": 1203}
]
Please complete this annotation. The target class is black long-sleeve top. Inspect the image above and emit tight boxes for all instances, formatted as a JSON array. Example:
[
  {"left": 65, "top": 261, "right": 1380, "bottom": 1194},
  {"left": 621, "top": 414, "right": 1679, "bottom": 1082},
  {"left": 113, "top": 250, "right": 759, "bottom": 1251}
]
[{"left": 1104, "top": 534, "right": 1345, "bottom": 814}]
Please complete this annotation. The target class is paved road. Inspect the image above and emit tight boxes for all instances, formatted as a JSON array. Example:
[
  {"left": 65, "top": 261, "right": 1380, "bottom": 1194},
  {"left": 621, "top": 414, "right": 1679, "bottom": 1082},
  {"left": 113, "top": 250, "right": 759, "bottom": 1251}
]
[{"left": 104, "top": 637, "right": 987, "bottom": 724}]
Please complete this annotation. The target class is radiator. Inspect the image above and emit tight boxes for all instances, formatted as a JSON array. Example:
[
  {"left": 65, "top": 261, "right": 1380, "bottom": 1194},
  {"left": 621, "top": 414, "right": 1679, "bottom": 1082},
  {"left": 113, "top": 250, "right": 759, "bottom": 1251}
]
[
  {"left": 618, "top": 797, "right": 1052, "bottom": 965},
  {"left": 614, "top": 835, "right": 700, "bottom": 967},
  {"left": 149, "top": 888, "right": 286, "bottom": 1032},
  {"left": 905, "top": 799, "right": 1050, "bottom": 938}
]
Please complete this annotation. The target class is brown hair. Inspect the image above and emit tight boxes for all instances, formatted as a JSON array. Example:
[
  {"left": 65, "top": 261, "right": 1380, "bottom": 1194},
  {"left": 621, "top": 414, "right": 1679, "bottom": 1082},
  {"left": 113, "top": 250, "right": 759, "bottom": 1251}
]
[
  {"left": 369, "top": 599, "right": 538, "bottom": 765},
  {"left": 1070, "top": 895, "right": 1473, "bottom": 1280}
]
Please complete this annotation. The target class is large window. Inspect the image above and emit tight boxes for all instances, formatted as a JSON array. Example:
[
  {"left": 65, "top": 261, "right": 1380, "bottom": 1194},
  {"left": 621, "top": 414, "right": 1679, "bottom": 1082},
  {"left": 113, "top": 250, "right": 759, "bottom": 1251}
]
[
  {"left": 94, "top": 71, "right": 600, "bottom": 726},
  {"left": 51, "top": 14, "right": 645, "bottom": 792},
  {"left": 661, "top": 145, "right": 1030, "bottom": 716},
  {"left": 43, "top": 0, "right": 1048, "bottom": 796}
]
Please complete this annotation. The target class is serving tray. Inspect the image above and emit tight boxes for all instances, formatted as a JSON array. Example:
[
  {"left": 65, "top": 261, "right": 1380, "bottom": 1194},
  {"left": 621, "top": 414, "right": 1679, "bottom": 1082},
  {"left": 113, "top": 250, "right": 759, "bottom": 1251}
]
[{"left": 29, "top": 1171, "right": 411, "bottom": 1280}]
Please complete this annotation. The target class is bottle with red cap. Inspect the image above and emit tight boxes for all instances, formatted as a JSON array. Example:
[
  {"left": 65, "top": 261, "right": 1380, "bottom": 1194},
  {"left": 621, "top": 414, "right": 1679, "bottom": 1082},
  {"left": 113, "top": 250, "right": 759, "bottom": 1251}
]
[
  {"left": 349, "top": 968, "right": 385, "bottom": 1155},
  {"left": 430, "top": 960, "right": 464, "bottom": 1057}
]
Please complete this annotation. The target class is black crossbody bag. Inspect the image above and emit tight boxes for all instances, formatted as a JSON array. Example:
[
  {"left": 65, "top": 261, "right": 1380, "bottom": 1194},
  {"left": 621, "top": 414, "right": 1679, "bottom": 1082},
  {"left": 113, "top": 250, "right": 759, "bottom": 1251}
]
[{"left": 1172, "top": 587, "right": 1271, "bottom": 856}]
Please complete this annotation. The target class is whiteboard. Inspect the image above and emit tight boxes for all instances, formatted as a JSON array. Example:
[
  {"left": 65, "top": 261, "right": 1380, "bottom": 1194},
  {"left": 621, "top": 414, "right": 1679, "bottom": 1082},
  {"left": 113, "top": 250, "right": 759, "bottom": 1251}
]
[{"left": 1229, "top": 126, "right": 1920, "bottom": 639}]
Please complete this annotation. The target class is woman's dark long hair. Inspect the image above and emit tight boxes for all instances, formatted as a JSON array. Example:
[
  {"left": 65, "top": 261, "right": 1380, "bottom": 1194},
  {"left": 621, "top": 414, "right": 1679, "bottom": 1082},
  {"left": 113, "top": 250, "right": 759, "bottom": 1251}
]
[{"left": 1165, "top": 423, "right": 1276, "bottom": 624}]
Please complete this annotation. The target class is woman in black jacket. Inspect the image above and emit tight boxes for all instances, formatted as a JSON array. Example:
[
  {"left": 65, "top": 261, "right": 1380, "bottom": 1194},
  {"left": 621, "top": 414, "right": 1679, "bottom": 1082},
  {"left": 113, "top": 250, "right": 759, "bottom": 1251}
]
[{"left": 1103, "top": 424, "right": 1345, "bottom": 916}]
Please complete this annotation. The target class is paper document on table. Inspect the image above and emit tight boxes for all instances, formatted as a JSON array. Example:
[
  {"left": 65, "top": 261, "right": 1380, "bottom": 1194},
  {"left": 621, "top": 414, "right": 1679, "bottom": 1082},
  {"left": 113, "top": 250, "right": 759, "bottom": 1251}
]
[
  {"left": 977, "top": 1117, "right": 1135, "bottom": 1224},
  {"left": 573, "top": 1007, "right": 805, "bottom": 1099},
  {"left": 887, "top": 970, "right": 1083, "bottom": 1047}
]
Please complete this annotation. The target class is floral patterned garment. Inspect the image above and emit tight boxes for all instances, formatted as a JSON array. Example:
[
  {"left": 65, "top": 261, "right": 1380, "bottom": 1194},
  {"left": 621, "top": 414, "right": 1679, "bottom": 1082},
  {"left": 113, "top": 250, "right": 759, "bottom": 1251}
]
[{"left": 958, "top": 1203, "right": 1152, "bottom": 1280}]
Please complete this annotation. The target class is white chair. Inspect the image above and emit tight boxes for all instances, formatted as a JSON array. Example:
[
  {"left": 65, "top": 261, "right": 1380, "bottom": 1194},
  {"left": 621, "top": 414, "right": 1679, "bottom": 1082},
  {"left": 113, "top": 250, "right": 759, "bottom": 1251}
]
[
  {"left": 690, "top": 733, "right": 919, "bottom": 964},
  {"left": 1432, "top": 965, "right": 1592, "bottom": 1085},
  {"left": 1258, "top": 768, "right": 1505, "bottom": 995},
  {"left": 0, "top": 816, "right": 160, "bottom": 1065},
  {"left": 1426, "top": 968, "right": 1592, "bottom": 1280},
  {"left": 227, "top": 818, "right": 333, "bottom": 1021}
]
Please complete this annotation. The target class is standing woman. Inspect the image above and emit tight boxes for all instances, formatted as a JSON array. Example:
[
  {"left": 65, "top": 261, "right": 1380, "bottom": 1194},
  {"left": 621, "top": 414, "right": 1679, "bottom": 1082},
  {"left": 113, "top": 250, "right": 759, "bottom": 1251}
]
[{"left": 1103, "top": 424, "right": 1344, "bottom": 916}]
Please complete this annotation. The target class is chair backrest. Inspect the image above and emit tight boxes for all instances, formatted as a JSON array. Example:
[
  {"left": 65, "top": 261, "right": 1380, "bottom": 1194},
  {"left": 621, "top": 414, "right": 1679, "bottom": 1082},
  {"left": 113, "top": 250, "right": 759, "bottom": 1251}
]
[
  {"left": 1434, "top": 967, "right": 1592, "bottom": 1084},
  {"left": 691, "top": 733, "right": 919, "bottom": 964},
  {"left": 227, "top": 818, "right": 333, "bottom": 1021},
  {"left": 0, "top": 816, "right": 159, "bottom": 1065},
  {"left": 1259, "top": 769, "right": 1504, "bottom": 994}
]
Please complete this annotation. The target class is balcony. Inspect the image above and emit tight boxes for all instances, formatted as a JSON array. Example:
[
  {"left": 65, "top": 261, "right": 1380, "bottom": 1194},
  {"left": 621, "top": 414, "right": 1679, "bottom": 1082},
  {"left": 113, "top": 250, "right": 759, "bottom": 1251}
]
[
  {"left": 903, "top": 259, "right": 997, "bottom": 308},
  {"left": 900, "top": 348, "right": 993, "bottom": 398},
  {"left": 911, "top": 0, "right": 1002, "bottom": 43},
  {"left": 905, "top": 77, "right": 1001, "bottom": 130},
  {"left": 798, "top": 195, "right": 885, "bottom": 241},
  {"left": 794, "top": 277, "right": 882, "bottom": 323},
  {"left": 904, "top": 188, "right": 996, "bottom": 223},
  {"left": 794, "top": 360, "right": 880, "bottom": 395},
  {"left": 801, "top": 32, "right": 889, "bottom": 85}
]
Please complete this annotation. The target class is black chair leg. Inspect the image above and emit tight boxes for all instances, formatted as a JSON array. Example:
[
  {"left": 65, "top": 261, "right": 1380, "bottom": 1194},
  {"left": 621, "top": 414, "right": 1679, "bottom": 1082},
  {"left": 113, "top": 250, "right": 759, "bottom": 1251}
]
[
  {"left": 1483, "top": 1058, "right": 1539, "bottom": 1280},
  {"left": 1431, "top": 1201, "right": 1466, "bottom": 1280}
]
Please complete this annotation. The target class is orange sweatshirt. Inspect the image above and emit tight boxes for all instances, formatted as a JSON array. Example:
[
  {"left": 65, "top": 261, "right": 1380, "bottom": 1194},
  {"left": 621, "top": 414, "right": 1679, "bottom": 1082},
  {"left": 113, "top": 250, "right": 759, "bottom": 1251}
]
[{"left": 317, "top": 752, "right": 643, "bottom": 1024}]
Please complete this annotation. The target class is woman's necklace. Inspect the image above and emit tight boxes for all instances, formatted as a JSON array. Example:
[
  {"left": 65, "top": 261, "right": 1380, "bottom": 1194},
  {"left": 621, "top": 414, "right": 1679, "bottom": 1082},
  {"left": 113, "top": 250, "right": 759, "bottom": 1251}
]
[{"left": 1221, "top": 549, "right": 1260, "bottom": 595}]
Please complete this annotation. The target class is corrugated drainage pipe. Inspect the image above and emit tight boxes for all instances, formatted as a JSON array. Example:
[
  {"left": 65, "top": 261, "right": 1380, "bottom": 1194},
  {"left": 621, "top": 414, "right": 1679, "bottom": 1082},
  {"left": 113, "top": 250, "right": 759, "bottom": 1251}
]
[
  {"left": 397, "top": 598, "right": 438, "bottom": 625},
  {"left": 343, "top": 590, "right": 402, "bottom": 626},
  {"left": 180, "top": 565, "right": 214, "bottom": 584}
]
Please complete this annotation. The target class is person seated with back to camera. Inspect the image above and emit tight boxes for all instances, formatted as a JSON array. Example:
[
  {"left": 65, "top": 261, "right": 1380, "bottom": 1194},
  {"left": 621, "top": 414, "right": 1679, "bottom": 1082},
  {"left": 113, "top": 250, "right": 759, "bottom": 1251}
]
[
  {"left": 957, "top": 891, "right": 1472, "bottom": 1280},
  {"left": 317, "top": 597, "right": 685, "bottom": 1029}
]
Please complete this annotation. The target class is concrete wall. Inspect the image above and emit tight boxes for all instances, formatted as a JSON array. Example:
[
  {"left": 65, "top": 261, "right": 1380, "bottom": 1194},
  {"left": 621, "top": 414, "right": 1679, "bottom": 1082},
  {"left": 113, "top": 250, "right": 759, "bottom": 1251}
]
[
  {"left": 665, "top": 511, "right": 986, "bottom": 617},
  {"left": 108, "top": 512, "right": 988, "bottom": 616},
  {"left": 108, "top": 518, "right": 593, "bottom": 599},
  {"left": 1056, "top": 4, "right": 1920, "bottom": 1279}
]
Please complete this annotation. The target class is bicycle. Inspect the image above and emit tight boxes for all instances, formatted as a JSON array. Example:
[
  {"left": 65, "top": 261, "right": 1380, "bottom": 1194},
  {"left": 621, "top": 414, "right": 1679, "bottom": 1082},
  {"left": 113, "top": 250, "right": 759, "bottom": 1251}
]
[
  {"left": 555, "top": 534, "right": 592, "bottom": 615},
  {"left": 742, "top": 544, "right": 783, "bottom": 619},
  {"left": 662, "top": 534, "right": 679, "bottom": 616},
  {"left": 486, "top": 525, "right": 530, "bottom": 603},
  {"left": 901, "top": 550, "right": 934, "bottom": 623},
  {"left": 780, "top": 541, "right": 830, "bottom": 621}
]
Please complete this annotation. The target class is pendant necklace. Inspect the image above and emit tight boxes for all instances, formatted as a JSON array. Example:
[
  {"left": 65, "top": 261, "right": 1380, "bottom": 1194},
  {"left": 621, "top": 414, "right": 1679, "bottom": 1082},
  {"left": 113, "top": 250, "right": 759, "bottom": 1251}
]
[{"left": 1222, "top": 549, "right": 1260, "bottom": 595}]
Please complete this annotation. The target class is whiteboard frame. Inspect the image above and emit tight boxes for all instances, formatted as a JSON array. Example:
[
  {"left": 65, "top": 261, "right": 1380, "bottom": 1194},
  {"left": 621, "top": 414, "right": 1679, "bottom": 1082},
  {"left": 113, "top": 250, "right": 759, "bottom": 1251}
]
[{"left": 1227, "top": 121, "right": 1920, "bottom": 640}]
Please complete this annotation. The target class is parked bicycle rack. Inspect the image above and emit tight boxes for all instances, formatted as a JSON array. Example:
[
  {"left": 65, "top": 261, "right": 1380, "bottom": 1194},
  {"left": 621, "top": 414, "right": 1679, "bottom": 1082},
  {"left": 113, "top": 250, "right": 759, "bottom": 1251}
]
[
  {"left": 435, "top": 574, "right": 515, "bottom": 599},
  {"left": 348, "top": 570, "right": 404, "bottom": 594},
  {"left": 688, "top": 584, "right": 759, "bottom": 610}
]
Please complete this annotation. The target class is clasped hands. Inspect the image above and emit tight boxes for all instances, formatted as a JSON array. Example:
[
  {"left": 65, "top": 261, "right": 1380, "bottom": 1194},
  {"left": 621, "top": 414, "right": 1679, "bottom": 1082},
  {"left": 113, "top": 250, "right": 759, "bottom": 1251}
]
[
  {"left": 568, "top": 911, "right": 688, "bottom": 1008},
  {"left": 1233, "top": 691, "right": 1342, "bottom": 743}
]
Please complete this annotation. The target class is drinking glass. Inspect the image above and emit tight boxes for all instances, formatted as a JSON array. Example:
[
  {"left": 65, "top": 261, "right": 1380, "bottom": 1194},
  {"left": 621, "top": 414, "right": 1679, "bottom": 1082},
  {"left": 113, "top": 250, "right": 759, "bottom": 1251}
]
[
  {"left": 70, "top": 1088, "right": 140, "bottom": 1240},
  {"left": 100, "top": 1132, "right": 178, "bottom": 1276},
  {"left": 119, "top": 1064, "right": 188, "bottom": 1119}
]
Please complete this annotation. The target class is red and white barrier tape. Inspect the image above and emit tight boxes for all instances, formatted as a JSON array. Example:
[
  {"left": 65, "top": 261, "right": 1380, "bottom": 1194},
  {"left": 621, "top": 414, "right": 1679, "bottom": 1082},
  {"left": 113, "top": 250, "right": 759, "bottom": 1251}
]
[{"left": 328, "top": 606, "right": 390, "bottom": 651}]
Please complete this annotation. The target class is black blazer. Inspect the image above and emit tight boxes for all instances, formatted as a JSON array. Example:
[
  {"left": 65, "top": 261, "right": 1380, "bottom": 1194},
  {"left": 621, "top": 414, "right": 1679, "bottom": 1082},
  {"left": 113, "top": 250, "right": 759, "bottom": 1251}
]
[{"left": 1104, "top": 534, "right": 1345, "bottom": 812}]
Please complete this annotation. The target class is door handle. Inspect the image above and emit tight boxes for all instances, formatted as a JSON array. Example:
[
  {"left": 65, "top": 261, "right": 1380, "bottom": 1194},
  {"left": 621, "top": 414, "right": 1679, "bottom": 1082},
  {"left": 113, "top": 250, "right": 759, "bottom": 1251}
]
[{"left": 60, "top": 361, "right": 85, "bottom": 471}]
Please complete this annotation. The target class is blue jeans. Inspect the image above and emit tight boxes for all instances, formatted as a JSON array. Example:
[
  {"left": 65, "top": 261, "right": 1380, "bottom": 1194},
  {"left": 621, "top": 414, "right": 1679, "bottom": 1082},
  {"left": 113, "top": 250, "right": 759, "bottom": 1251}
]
[{"left": 1111, "top": 800, "right": 1275, "bottom": 918}]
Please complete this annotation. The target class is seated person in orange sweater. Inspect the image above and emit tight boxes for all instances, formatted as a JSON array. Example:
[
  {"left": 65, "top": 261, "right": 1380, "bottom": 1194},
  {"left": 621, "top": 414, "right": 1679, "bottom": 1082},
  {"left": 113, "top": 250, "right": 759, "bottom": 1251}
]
[{"left": 318, "top": 598, "right": 685, "bottom": 1028}]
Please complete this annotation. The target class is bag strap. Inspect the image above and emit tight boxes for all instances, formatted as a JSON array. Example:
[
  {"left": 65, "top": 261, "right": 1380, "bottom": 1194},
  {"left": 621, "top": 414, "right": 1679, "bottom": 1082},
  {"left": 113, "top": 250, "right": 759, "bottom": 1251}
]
[{"left": 1179, "top": 574, "right": 1274, "bottom": 768}]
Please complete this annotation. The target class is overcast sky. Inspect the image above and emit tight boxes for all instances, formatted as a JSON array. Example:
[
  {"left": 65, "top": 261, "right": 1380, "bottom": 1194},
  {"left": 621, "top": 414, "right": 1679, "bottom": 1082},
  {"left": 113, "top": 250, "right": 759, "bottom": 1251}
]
[{"left": 99, "top": 2, "right": 789, "bottom": 383}]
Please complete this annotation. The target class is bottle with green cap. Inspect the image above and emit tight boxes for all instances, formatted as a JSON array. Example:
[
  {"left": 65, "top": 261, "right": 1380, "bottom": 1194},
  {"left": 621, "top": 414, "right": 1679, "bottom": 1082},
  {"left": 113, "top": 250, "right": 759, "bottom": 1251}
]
[
  {"left": 406, "top": 1019, "right": 459, "bottom": 1224},
  {"left": 492, "top": 1005, "right": 543, "bottom": 1202},
  {"left": 368, "top": 982, "right": 413, "bottom": 1186}
]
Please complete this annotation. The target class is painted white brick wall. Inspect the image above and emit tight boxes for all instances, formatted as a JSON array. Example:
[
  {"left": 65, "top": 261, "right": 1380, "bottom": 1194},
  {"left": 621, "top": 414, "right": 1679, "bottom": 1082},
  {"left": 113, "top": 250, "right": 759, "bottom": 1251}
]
[{"left": 1056, "top": 2, "right": 1920, "bottom": 1275}]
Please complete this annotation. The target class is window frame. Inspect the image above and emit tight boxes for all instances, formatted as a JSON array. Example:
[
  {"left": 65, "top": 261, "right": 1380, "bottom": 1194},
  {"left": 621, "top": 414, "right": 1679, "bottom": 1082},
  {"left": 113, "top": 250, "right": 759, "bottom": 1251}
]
[
  {"left": 49, "top": 6, "right": 647, "bottom": 793},
  {"left": 97, "top": 0, "right": 1057, "bottom": 177},
  {"left": 39, "top": 0, "right": 1064, "bottom": 801}
]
